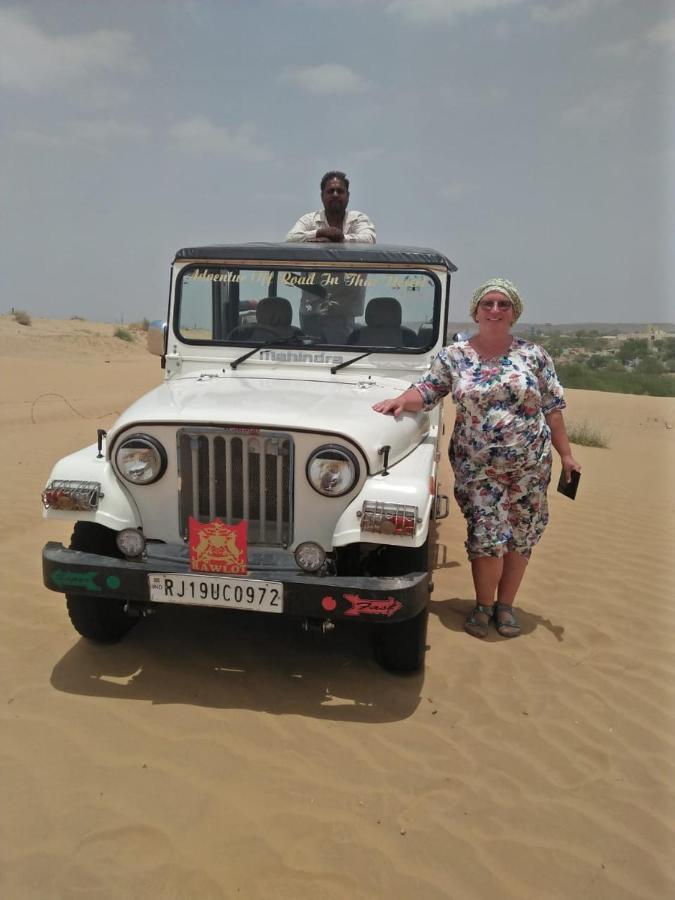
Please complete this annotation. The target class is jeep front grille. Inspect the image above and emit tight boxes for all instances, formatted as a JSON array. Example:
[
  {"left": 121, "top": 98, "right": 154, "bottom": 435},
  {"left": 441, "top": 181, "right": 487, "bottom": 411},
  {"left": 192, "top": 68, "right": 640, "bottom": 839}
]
[{"left": 177, "top": 428, "right": 293, "bottom": 546}]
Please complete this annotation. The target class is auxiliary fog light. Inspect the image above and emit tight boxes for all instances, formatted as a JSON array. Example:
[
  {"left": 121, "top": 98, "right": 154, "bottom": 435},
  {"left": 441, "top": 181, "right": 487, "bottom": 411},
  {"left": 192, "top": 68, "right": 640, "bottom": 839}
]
[
  {"left": 359, "top": 501, "right": 419, "bottom": 536},
  {"left": 116, "top": 528, "right": 146, "bottom": 559},
  {"left": 294, "top": 542, "right": 326, "bottom": 573}
]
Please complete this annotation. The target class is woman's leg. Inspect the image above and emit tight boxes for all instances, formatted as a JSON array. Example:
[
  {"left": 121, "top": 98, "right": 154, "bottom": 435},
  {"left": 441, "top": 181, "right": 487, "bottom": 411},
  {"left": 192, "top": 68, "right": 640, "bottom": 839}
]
[
  {"left": 471, "top": 556, "right": 503, "bottom": 606},
  {"left": 462, "top": 475, "right": 508, "bottom": 634},
  {"left": 453, "top": 466, "right": 510, "bottom": 636},
  {"left": 462, "top": 556, "right": 502, "bottom": 637},
  {"left": 471, "top": 551, "right": 527, "bottom": 609},
  {"left": 493, "top": 550, "right": 529, "bottom": 637},
  {"left": 493, "top": 552, "right": 528, "bottom": 636},
  {"left": 496, "top": 551, "right": 529, "bottom": 605}
]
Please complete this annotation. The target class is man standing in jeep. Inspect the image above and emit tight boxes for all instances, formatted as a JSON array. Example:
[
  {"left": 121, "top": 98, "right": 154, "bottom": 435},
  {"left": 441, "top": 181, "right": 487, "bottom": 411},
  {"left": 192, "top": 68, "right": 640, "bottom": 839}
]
[
  {"left": 285, "top": 171, "right": 376, "bottom": 243},
  {"left": 285, "top": 171, "right": 373, "bottom": 342}
]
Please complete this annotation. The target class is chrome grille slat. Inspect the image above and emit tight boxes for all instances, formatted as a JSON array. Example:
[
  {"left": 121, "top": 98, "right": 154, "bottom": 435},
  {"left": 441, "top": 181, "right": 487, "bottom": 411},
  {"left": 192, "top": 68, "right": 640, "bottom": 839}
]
[
  {"left": 208, "top": 435, "right": 216, "bottom": 519},
  {"left": 178, "top": 428, "right": 293, "bottom": 546},
  {"left": 190, "top": 436, "right": 200, "bottom": 519},
  {"left": 259, "top": 438, "right": 266, "bottom": 542},
  {"left": 243, "top": 446, "right": 250, "bottom": 520},
  {"left": 276, "top": 453, "right": 283, "bottom": 543},
  {"left": 225, "top": 437, "right": 232, "bottom": 521}
]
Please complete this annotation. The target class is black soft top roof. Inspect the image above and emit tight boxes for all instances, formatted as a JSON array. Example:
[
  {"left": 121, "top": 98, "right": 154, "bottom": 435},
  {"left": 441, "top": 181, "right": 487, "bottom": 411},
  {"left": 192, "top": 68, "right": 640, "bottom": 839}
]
[{"left": 174, "top": 242, "right": 457, "bottom": 271}]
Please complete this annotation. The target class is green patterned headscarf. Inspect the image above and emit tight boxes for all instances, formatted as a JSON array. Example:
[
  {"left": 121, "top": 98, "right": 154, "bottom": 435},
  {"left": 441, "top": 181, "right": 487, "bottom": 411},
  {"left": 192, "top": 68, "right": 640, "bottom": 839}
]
[{"left": 470, "top": 278, "right": 523, "bottom": 322}]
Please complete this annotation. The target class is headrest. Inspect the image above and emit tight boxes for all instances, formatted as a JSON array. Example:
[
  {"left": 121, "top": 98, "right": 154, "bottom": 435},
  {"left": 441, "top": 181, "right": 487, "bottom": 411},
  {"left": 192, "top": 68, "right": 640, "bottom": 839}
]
[
  {"left": 365, "top": 297, "right": 402, "bottom": 328},
  {"left": 256, "top": 296, "right": 293, "bottom": 327}
]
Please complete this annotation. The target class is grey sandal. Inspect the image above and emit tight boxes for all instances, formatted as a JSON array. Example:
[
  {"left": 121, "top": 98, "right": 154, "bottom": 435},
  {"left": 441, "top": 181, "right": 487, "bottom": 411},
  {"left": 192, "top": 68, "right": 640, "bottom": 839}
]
[
  {"left": 464, "top": 604, "right": 494, "bottom": 639},
  {"left": 494, "top": 602, "right": 521, "bottom": 638}
]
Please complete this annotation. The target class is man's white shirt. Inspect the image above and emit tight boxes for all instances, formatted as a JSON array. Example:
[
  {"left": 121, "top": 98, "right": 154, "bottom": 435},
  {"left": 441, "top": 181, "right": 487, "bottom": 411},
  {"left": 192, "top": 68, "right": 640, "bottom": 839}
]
[{"left": 285, "top": 210, "right": 376, "bottom": 243}]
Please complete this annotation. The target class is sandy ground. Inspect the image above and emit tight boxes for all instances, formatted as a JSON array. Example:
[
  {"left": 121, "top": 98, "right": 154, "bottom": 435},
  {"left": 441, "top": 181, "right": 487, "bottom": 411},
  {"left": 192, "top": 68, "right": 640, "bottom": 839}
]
[{"left": 1, "top": 314, "right": 674, "bottom": 899}]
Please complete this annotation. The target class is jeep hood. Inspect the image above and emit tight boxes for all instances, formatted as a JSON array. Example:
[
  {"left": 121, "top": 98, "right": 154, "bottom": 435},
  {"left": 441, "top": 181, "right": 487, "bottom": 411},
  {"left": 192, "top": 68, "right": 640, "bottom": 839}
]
[{"left": 108, "top": 371, "right": 430, "bottom": 472}]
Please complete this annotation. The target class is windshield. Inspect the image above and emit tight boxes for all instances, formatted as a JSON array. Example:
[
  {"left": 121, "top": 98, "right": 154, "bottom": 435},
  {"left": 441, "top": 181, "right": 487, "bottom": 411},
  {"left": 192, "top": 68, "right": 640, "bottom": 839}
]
[{"left": 175, "top": 264, "right": 440, "bottom": 351}]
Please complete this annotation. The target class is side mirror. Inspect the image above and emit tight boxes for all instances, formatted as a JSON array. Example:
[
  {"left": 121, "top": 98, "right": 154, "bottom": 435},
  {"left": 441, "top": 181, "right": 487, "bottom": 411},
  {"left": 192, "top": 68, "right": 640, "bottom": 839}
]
[{"left": 147, "top": 320, "right": 166, "bottom": 357}]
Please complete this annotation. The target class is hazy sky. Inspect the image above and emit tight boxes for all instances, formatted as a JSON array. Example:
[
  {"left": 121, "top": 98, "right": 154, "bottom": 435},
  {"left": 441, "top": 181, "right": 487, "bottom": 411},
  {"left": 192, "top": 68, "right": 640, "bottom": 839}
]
[{"left": 1, "top": 0, "right": 673, "bottom": 324}]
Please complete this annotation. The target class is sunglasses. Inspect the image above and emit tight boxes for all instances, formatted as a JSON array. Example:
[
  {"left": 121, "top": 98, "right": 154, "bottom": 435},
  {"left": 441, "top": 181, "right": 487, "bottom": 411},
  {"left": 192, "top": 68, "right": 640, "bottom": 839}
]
[{"left": 479, "top": 298, "right": 512, "bottom": 311}]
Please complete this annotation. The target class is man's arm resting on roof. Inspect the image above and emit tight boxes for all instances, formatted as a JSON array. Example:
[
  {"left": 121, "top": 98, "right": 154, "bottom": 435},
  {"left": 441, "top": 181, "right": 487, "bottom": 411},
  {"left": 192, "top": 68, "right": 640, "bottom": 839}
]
[
  {"left": 286, "top": 214, "right": 320, "bottom": 242},
  {"left": 343, "top": 213, "right": 376, "bottom": 243}
]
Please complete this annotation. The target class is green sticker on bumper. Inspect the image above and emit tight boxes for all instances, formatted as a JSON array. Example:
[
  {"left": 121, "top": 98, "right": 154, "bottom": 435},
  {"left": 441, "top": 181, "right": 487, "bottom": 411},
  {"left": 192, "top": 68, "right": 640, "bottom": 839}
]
[{"left": 51, "top": 570, "right": 101, "bottom": 592}]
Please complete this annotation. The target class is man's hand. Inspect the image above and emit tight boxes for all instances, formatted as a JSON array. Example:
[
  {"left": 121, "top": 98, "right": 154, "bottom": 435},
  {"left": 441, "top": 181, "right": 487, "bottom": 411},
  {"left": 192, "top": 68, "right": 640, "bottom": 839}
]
[{"left": 316, "top": 226, "right": 344, "bottom": 242}]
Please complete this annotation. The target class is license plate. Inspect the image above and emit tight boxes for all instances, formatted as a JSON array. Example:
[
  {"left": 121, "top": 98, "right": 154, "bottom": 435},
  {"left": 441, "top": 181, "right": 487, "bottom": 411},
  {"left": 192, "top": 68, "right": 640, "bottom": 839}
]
[{"left": 148, "top": 573, "right": 283, "bottom": 613}]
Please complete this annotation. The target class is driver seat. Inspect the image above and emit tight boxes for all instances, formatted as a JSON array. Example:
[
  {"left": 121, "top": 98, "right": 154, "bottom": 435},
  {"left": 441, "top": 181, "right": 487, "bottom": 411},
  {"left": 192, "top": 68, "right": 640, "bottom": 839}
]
[{"left": 228, "top": 297, "right": 302, "bottom": 341}]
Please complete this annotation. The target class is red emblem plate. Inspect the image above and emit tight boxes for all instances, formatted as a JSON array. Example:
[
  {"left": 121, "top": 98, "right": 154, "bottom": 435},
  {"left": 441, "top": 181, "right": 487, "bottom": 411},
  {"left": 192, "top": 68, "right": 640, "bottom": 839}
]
[
  {"left": 343, "top": 593, "right": 402, "bottom": 617},
  {"left": 189, "top": 517, "right": 248, "bottom": 574}
]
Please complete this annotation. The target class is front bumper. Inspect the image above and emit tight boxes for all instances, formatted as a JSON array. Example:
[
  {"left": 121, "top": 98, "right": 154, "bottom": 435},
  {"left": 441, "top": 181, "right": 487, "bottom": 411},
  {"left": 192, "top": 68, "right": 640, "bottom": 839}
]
[{"left": 42, "top": 542, "right": 429, "bottom": 624}]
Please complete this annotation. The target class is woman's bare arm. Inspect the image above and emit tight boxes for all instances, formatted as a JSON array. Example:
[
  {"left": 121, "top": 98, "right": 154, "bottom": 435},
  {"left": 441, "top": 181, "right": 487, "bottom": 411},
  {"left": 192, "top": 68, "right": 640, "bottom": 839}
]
[{"left": 546, "top": 409, "right": 581, "bottom": 482}]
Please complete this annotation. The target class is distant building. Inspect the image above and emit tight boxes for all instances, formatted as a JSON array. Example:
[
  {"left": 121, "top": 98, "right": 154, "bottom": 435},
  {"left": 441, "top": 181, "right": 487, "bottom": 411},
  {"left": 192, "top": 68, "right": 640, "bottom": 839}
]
[{"left": 603, "top": 325, "right": 668, "bottom": 345}]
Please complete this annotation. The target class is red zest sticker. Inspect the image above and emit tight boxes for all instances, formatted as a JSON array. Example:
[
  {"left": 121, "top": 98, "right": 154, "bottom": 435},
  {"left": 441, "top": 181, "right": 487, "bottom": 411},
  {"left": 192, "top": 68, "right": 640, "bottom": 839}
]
[
  {"left": 343, "top": 593, "right": 402, "bottom": 617},
  {"left": 189, "top": 517, "right": 248, "bottom": 574}
]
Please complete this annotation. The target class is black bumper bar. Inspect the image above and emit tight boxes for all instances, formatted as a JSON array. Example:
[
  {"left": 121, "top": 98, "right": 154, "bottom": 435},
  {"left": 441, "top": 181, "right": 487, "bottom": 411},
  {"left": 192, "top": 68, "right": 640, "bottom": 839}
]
[{"left": 42, "top": 542, "right": 429, "bottom": 624}]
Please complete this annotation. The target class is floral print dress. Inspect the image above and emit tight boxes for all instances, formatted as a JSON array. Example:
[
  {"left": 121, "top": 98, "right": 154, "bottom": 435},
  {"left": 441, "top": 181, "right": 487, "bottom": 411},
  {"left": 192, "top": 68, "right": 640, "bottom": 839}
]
[{"left": 414, "top": 338, "right": 566, "bottom": 559}]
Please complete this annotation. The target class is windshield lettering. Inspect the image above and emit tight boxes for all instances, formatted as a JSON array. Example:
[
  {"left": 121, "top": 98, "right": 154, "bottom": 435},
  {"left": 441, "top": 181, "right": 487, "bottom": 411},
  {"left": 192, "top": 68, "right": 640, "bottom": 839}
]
[
  {"left": 189, "top": 268, "right": 274, "bottom": 286},
  {"left": 282, "top": 272, "right": 317, "bottom": 287},
  {"left": 177, "top": 264, "right": 439, "bottom": 353}
]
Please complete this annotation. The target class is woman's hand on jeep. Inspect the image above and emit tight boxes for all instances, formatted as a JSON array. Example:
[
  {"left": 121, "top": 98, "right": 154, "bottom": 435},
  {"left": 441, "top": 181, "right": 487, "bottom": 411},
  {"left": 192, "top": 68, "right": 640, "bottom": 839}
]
[
  {"left": 372, "top": 389, "right": 423, "bottom": 417},
  {"left": 372, "top": 398, "right": 404, "bottom": 416}
]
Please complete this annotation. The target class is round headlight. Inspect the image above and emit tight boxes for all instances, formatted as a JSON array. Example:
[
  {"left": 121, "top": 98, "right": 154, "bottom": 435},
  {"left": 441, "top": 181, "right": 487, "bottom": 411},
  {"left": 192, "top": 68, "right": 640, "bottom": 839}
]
[
  {"left": 115, "top": 434, "right": 167, "bottom": 485},
  {"left": 306, "top": 445, "right": 359, "bottom": 497}
]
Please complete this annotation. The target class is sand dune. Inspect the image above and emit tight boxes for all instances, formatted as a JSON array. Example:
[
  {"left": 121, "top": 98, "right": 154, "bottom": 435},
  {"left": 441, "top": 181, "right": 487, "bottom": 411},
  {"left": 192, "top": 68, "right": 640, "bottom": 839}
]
[{"left": 1, "top": 315, "right": 674, "bottom": 899}]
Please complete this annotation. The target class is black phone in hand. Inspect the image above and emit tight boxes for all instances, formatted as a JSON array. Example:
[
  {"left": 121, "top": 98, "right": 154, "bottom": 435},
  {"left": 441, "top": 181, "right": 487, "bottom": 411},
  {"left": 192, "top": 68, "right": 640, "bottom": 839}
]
[{"left": 557, "top": 468, "right": 580, "bottom": 500}]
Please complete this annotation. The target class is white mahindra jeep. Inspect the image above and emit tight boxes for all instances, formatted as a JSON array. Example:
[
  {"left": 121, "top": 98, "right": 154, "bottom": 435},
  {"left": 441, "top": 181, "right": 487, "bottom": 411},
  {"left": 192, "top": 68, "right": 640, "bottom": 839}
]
[{"left": 42, "top": 242, "right": 455, "bottom": 671}]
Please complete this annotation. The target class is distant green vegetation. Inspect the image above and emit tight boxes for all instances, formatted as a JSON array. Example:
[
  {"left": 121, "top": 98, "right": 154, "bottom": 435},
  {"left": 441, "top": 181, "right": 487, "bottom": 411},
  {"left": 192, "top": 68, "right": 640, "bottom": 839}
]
[
  {"left": 557, "top": 363, "right": 674, "bottom": 397},
  {"left": 566, "top": 419, "right": 610, "bottom": 449},
  {"left": 542, "top": 329, "right": 608, "bottom": 357},
  {"left": 114, "top": 326, "right": 134, "bottom": 342},
  {"left": 539, "top": 331, "right": 675, "bottom": 397}
]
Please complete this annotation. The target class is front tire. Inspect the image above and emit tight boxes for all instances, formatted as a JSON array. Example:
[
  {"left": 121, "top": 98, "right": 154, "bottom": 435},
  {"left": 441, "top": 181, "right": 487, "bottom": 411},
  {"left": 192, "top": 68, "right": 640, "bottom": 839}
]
[
  {"left": 373, "top": 607, "right": 429, "bottom": 673},
  {"left": 66, "top": 522, "right": 137, "bottom": 643}
]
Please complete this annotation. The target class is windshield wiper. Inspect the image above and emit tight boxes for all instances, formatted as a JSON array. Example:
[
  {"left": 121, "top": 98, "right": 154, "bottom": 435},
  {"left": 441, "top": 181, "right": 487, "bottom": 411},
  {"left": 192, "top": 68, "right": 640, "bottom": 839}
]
[{"left": 330, "top": 351, "right": 373, "bottom": 374}]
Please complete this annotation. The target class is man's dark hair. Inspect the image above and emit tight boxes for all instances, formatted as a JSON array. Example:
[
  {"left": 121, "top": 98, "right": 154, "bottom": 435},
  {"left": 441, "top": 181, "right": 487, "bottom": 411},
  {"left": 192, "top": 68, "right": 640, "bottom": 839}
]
[{"left": 320, "top": 170, "right": 349, "bottom": 192}]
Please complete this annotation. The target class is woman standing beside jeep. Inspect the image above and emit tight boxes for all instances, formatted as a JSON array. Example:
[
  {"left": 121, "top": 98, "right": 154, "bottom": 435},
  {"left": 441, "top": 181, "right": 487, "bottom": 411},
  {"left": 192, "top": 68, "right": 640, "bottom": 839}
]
[{"left": 373, "top": 278, "right": 580, "bottom": 639}]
